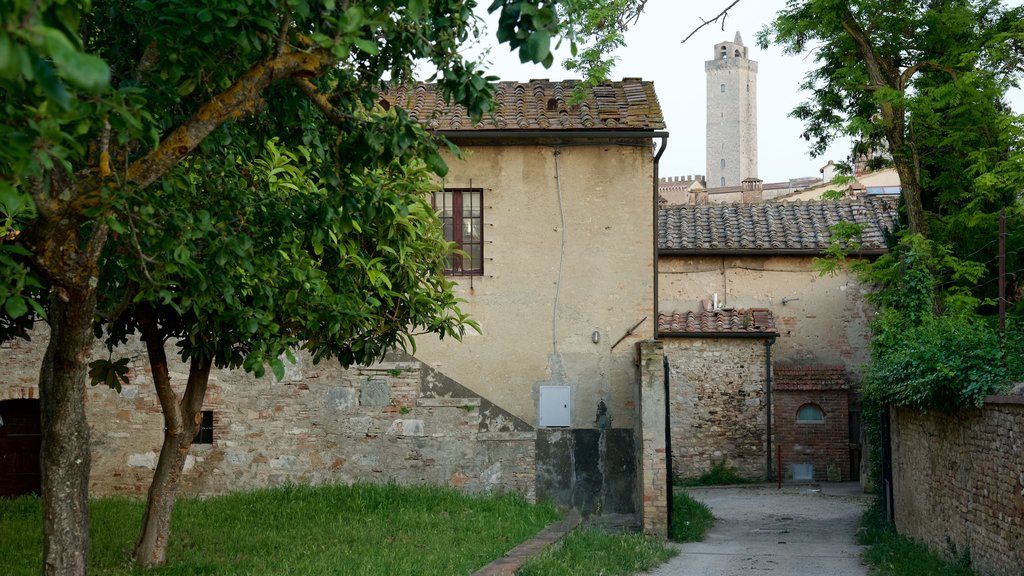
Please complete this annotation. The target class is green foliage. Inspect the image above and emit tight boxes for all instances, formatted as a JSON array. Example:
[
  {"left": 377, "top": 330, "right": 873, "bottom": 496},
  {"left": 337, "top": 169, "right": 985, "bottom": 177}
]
[
  {"left": 675, "top": 459, "right": 758, "bottom": 487},
  {"left": 87, "top": 357, "right": 130, "bottom": 392},
  {"left": 859, "top": 498, "right": 977, "bottom": 576},
  {"left": 864, "top": 314, "right": 1015, "bottom": 412},
  {"left": 856, "top": 234, "right": 1022, "bottom": 413},
  {"left": 0, "top": 484, "right": 561, "bottom": 576},
  {"left": 0, "top": 0, "right": 564, "bottom": 334},
  {"left": 669, "top": 491, "right": 715, "bottom": 543},
  {"left": 518, "top": 528, "right": 676, "bottom": 576},
  {"left": 812, "top": 221, "right": 867, "bottom": 277},
  {"left": 95, "top": 137, "right": 478, "bottom": 380}
]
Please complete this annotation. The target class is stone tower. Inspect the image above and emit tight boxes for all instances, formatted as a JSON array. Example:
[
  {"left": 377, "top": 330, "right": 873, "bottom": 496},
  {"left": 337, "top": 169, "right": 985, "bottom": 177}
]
[{"left": 706, "top": 31, "right": 758, "bottom": 188}]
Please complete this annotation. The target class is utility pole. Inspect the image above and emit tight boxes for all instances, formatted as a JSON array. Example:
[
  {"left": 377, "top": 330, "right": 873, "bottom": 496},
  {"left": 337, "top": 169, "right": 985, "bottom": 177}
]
[{"left": 999, "top": 207, "right": 1006, "bottom": 335}]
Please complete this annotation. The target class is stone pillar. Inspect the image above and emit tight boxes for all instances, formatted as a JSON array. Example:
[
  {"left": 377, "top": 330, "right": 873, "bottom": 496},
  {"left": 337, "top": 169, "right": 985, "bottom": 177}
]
[{"left": 635, "top": 340, "right": 668, "bottom": 538}]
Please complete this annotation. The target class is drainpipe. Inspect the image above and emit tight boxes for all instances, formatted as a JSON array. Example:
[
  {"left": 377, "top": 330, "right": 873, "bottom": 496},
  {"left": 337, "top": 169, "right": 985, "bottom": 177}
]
[
  {"left": 765, "top": 336, "right": 776, "bottom": 481},
  {"left": 653, "top": 135, "right": 667, "bottom": 339},
  {"left": 663, "top": 354, "right": 673, "bottom": 530}
]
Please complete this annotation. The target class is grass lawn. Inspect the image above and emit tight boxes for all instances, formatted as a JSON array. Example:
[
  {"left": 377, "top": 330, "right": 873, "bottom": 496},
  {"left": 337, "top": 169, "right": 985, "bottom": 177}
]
[
  {"left": 518, "top": 490, "right": 714, "bottom": 575},
  {"left": 859, "top": 498, "right": 976, "bottom": 576},
  {"left": 518, "top": 528, "right": 676, "bottom": 576},
  {"left": 1, "top": 483, "right": 560, "bottom": 576}
]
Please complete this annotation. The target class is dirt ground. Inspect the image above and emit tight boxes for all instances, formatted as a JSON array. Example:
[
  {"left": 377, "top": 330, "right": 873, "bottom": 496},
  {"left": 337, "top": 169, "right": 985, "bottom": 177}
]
[{"left": 644, "top": 483, "right": 871, "bottom": 576}]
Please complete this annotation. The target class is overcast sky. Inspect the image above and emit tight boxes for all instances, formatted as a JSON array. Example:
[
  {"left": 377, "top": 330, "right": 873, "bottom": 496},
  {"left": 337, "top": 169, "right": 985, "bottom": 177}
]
[{"left": 468, "top": 0, "right": 1024, "bottom": 184}]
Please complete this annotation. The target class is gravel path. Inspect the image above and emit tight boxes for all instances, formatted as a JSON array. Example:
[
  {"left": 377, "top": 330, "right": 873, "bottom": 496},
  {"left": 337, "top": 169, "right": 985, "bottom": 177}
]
[{"left": 644, "top": 483, "right": 871, "bottom": 576}]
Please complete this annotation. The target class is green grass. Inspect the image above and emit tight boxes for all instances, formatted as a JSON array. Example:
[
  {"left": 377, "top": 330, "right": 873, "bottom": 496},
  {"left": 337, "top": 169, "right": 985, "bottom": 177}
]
[
  {"left": 1, "top": 483, "right": 560, "bottom": 576},
  {"left": 670, "top": 490, "right": 714, "bottom": 542},
  {"left": 520, "top": 489, "right": 714, "bottom": 575},
  {"left": 518, "top": 528, "right": 677, "bottom": 576},
  {"left": 859, "top": 498, "right": 976, "bottom": 576},
  {"left": 674, "top": 460, "right": 758, "bottom": 487}
]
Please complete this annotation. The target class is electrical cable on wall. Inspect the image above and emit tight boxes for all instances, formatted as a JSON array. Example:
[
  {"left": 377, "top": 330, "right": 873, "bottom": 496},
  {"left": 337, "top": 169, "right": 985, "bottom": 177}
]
[{"left": 552, "top": 147, "right": 566, "bottom": 359}]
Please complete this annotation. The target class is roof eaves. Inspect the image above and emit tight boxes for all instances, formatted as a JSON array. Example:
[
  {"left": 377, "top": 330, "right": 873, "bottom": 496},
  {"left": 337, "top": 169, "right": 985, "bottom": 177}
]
[
  {"left": 657, "top": 248, "right": 889, "bottom": 257},
  {"left": 658, "top": 331, "right": 780, "bottom": 339}
]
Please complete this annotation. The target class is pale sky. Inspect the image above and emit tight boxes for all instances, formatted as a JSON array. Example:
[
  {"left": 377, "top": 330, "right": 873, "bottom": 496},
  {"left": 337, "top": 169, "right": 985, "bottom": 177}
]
[{"left": 467, "top": 0, "right": 1024, "bottom": 184}]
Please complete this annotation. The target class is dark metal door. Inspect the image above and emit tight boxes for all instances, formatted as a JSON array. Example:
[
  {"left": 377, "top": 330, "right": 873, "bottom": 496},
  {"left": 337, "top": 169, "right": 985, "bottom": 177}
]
[{"left": 0, "top": 399, "right": 42, "bottom": 498}]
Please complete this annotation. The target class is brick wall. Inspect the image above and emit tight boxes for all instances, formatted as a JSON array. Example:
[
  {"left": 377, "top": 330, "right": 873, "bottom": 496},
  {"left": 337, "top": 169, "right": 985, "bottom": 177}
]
[
  {"left": 772, "top": 367, "right": 850, "bottom": 482},
  {"left": 664, "top": 337, "right": 769, "bottom": 480},
  {"left": 635, "top": 341, "right": 668, "bottom": 538},
  {"left": 891, "top": 399, "right": 1024, "bottom": 576},
  {"left": 1, "top": 329, "right": 536, "bottom": 500}
]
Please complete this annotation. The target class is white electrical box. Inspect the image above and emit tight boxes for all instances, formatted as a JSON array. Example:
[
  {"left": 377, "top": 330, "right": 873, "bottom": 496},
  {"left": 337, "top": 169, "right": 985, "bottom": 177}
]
[{"left": 538, "top": 386, "right": 571, "bottom": 427}]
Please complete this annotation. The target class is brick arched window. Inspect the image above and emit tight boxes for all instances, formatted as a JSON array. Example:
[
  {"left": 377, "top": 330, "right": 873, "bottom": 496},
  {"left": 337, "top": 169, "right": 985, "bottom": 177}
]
[{"left": 796, "top": 403, "right": 825, "bottom": 423}]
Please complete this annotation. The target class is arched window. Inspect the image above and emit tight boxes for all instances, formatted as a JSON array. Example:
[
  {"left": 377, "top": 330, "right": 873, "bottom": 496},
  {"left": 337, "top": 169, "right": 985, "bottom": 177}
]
[
  {"left": 720, "top": 83, "right": 726, "bottom": 93},
  {"left": 734, "top": 49, "right": 742, "bottom": 58},
  {"left": 720, "top": 46, "right": 727, "bottom": 59},
  {"left": 796, "top": 403, "right": 825, "bottom": 423}
]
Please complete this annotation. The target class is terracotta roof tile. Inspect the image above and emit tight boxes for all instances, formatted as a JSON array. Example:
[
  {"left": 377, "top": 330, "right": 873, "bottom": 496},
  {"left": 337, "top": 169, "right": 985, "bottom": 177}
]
[
  {"left": 383, "top": 79, "right": 665, "bottom": 131},
  {"left": 659, "top": 197, "right": 899, "bottom": 253},
  {"left": 658, "top": 308, "right": 777, "bottom": 336},
  {"left": 774, "top": 366, "right": 850, "bottom": 391}
]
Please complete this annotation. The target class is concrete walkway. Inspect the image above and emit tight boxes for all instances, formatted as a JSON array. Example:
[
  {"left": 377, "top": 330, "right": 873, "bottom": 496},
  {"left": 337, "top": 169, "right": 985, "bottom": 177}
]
[{"left": 644, "top": 483, "right": 871, "bottom": 576}]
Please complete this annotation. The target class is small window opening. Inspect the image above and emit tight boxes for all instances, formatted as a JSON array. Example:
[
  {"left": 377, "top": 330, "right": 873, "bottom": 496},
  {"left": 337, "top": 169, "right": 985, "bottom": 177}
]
[
  {"left": 720, "top": 158, "right": 726, "bottom": 169},
  {"left": 720, "top": 83, "right": 726, "bottom": 93},
  {"left": 796, "top": 404, "right": 825, "bottom": 423},
  {"left": 720, "top": 177, "right": 726, "bottom": 186},
  {"left": 193, "top": 410, "right": 214, "bottom": 444},
  {"left": 734, "top": 49, "right": 741, "bottom": 58}
]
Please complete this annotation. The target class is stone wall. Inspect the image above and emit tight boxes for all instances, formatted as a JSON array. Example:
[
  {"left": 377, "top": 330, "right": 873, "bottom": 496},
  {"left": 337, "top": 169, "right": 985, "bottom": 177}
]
[
  {"left": 664, "top": 337, "right": 769, "bottom": 480},
  {"left": 773, "top": 367, "right": 850, "bottom": 482},
  {"left": 1, "top": 330, "right": 536, "bottom": 500},
  {"left": 891, "top": 398, "right": 1024, "bottom": 576}
]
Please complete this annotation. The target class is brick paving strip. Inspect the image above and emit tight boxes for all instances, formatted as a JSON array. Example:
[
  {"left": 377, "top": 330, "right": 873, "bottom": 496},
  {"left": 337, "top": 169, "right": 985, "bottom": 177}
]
[{"left": 470, "top": 510, "right": 582, "bottom": 576}]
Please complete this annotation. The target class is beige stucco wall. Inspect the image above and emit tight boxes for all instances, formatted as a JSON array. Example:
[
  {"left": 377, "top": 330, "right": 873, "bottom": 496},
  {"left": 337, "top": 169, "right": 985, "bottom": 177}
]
[
  {"left": 659, "top": 255, "right": 875, "bottom": 370},
  {"left": 414, "top": 141, "right": 656, "bottom": 429}
]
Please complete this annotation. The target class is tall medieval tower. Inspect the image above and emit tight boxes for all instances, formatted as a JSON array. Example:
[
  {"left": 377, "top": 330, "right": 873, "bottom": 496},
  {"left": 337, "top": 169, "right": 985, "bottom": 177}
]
[{"left": 706, "top": 32, "right": 758, "bottom": 188}]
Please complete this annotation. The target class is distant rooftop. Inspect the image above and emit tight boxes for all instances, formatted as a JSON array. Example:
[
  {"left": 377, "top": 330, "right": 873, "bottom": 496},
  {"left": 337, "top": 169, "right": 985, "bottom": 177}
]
[{"left": 659, "top": 197, "right": 899, "bottom": 254}]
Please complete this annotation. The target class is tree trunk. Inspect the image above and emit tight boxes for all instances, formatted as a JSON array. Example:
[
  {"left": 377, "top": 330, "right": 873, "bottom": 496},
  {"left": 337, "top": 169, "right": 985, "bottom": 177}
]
[
  {"left": 133, "top": 308, "right": 211, "bottom": 567},
  {"left": 840, "top": 7, "right": 928, "bottom": 235},
  {"left": 38, "top": 287, "right": 97, "bottom": 576}
]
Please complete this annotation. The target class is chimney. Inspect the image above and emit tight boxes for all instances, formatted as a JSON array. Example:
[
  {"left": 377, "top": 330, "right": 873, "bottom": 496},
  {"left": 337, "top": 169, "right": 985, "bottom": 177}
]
[{"left": 741, "top": 177, "right": 764, "bottom": 202}]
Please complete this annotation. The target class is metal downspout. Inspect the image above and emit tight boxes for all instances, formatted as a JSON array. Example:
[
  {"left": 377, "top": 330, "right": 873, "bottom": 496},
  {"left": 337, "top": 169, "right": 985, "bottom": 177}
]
[
  {"left": 653, "top": 135, "right": 667, "bottom": 339},
  {"left": 765, "top": 336, "right": 776, "bottom": 481}
]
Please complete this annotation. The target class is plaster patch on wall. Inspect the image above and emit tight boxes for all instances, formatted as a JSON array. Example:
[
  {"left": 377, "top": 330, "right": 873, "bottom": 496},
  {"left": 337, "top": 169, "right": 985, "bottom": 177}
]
[
  {"left": 269, "top": 455, "right": 298, "bottom": 470},
  {"left": 481, "top": 462, "right": 502, "bottom": 485},
  {"left": 360, "top": 379, "right": 391, "bottom": 406},
  {"left": 387, "top": 419, "right": 425, "bottom": 436},
  {"left": 127, "top": 452, "right": 157, "bottom": 469},
  {"left": 326, "top": 387, "right": 357, "bottom": 412}
]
